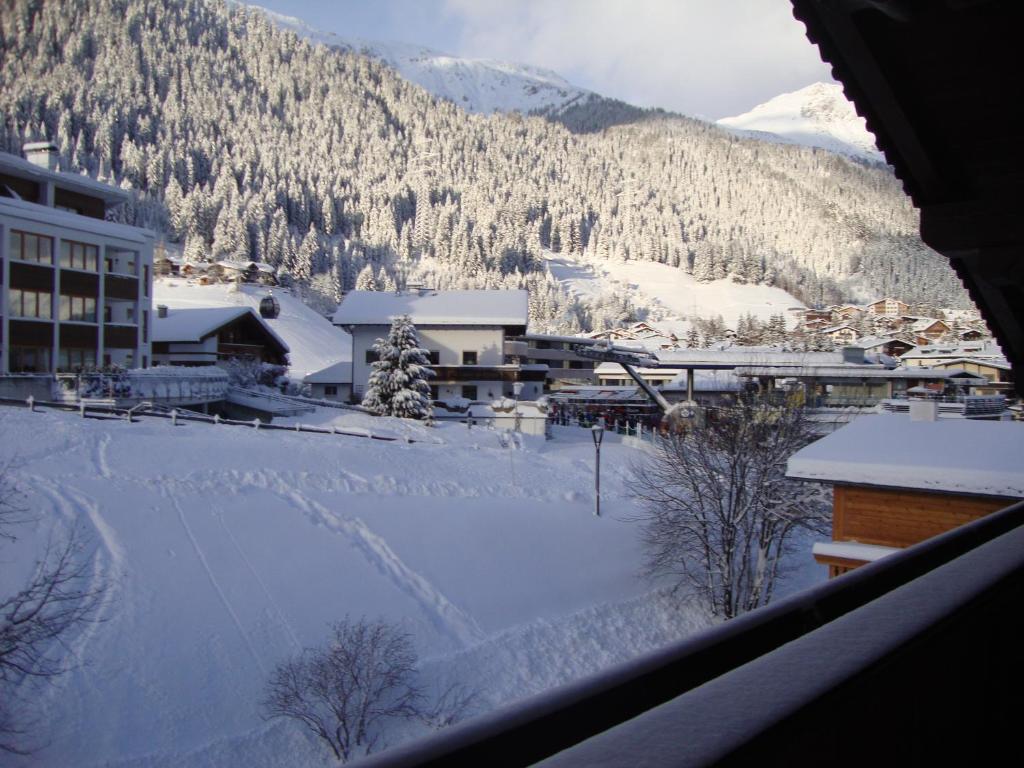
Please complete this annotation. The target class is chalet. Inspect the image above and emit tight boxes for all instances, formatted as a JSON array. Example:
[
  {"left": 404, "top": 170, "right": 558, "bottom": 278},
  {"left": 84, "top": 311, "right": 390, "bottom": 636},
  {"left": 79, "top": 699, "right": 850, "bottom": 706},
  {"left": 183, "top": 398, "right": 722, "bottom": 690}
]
[
  {"left": 854, "top": 335, "right": 915, "bottom": 358},
  {"left": 151, "top": 305, "right": 289, "bottom": 367},
  {"left": 332, "top": 289, "right": 544, "bottom": 404},
  {"left": 788, "top": 413, "right": 1024, "bottom": 577},
  {"left": 1, "top": 142, "right": 154, "bottom": 372},
  {"left": 801, "top": 308, "right": 833, "bottom": 328},
  {"left": 867, "top": 297, "right": 910, "bottom": 316},
  {"left": 504, "top": 335, "right": 598, "bottom": 386},
  {"left": 918, "top": 357, "right": 1014, "bottom": 394},
  {"left": 909, "top": 317, "right": 952, "bottom": 342},
  {"left": 834, "top": 305, "right": 865, "bottom": 321},
  {"left": 820, "top": 323, "right": 859, "bottom": 344}
]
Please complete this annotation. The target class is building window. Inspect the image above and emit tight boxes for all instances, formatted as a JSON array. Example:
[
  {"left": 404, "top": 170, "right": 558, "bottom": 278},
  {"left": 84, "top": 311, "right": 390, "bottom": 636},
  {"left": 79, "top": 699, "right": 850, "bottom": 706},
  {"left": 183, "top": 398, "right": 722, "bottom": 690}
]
[
  {"left": 365, "top": 349, "right": 380, "bottom": 364},
  {"left": 126, "top": 306, "right": 135, "bottom": 323},
  {"left": 60, "top": 240, "right": 99, "bottom": 270},
  {"left": 10, "top": 346, "right": 51, "bottom": 372},
  {"left": 105, "top": 247, "right": 138, "bottom": 275},
  {"left": 429, "top": 385, "right": 439, "bottom": 401},
  {"left": 143, "top": 265, "right": 150, "bottom": 297},
  {"left": 58, "top": 347, "right": 96, "bottom": 371},
  {"left": 324, "top": 385, "right": 338, "bottom": 397},
  {"left": 462, "top": 385, "right": 478, "bottom": 400},
  {"left": 428, "top": 350, "right": 440, "bottom": 365},
  {"left": 9, "top": 288, "right": 52, "bottom": 319},
  {"left": 462, "top": 351, "right": 478, "bottom": 365},
  {"left": 59, "top": 295, "right": 97, "bottom": 322},
  {"left": 142, "top": 310, "right": 148, "bottom": 342},
  {"left": 9, "top": 230, "right": 54, "bottom": 265}
]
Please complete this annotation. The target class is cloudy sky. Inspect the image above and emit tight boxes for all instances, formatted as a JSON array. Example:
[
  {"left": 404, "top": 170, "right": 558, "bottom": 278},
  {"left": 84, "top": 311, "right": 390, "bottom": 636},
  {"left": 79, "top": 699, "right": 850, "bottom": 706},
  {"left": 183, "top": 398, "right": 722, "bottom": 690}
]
[{"left": 251, "top": 0, "right": 833, "bottom": 120}]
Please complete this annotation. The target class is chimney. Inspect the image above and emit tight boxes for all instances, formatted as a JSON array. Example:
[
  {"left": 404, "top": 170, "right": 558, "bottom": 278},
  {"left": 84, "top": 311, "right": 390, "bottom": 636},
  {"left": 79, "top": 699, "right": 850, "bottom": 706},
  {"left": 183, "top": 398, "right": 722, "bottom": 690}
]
[
  {"left": 841, "top": 345, "right": 865, "bottom": 364},
  {"left": 157, "top": 305, "right": 168, "bottom": 318},
  {"left": 23, "top": 140, "right": 59, "bottom": 171}
]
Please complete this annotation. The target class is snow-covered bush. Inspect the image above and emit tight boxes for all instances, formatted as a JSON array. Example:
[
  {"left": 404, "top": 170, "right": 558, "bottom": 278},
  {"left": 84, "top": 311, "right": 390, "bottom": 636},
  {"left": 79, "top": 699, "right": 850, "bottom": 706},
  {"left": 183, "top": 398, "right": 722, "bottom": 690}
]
[{"left": 222, "top": 357, "right": 287, "bottom": 389}]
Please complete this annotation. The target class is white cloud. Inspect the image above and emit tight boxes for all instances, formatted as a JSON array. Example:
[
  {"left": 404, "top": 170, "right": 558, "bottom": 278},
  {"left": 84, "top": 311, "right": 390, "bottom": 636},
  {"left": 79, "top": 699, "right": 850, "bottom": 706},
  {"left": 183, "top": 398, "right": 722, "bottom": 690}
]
[{"left": 442, "top": 0, "right": 833, "bottom": 119}]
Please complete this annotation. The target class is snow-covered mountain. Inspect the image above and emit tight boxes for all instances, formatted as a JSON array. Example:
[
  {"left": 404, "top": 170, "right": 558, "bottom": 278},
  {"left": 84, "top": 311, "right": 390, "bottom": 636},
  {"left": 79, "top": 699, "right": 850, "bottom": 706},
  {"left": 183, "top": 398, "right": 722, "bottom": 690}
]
[
  {"left": 251, "top": 5, "right": 592, "bottom": 115},
  {"left": 718, "top": 82, "right": 882, "bottom": 162}
]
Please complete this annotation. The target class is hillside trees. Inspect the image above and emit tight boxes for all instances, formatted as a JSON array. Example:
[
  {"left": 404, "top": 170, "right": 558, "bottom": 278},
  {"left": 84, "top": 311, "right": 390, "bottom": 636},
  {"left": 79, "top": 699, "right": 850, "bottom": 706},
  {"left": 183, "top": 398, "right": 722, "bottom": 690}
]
[
  {"left": 0, "top": 0, "right": 972, "bottom": 331},
  {"left": 361, "top": 315, "right": 434, "bottom": 420}
]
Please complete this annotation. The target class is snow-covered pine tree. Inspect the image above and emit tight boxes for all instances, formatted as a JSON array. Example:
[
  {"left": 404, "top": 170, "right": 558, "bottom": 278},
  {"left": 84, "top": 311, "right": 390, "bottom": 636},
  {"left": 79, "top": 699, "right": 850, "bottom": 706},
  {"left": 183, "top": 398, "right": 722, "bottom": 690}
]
[{"left": 361, "top": 315, "right": 434, "bottom": 420}]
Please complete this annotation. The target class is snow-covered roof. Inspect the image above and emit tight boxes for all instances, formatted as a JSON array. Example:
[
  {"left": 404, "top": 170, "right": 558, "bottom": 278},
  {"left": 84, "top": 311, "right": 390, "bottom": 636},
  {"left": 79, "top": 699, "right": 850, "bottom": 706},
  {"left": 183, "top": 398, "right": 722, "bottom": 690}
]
[
  {"left": 333, "top": 290, "right": 529, "bottom": 327},
  {"left": 787, "top": 414, "right": 1024, "bottom": 498},
  {"left": 736, "top": 366, "right": 982, "bottom": 380},
  {"left": 304, "top": 360, "right": 353, "bottom": 384},
  {"left": 0, "top": 197, "right": 152, "bottom": 243},
  {"left": 652, "top": 348, "right": 858, "bottom": 367},
  {"left": 152, "top": 306, "right": 290, "bottom": 352},
  {"left": 0, "top": 150, "right": 131, "bottom": 203},
  {"left": 153, "top": 279, "right": 349, "bottom": 377},
  {"left": 928, "top": 357, "right": 1013, "bottom": 372},
  {"left": 901, "top": 342, "right": 1004, "bottom": 360},
  {"left": 854, "top": 335, "right": 914, "bottom": 349}
]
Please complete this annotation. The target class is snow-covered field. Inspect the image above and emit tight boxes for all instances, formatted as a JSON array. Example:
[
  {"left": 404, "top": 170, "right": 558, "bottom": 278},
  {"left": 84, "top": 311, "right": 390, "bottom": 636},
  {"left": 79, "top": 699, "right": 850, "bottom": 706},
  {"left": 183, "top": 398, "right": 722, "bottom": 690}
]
[
  {"left": 153, "top": 279, "right": 350, "bottom": 379},
  {"left": 544, "top": 252, "right": 804, "bottom": 333},
  {"left": 0, "top": 406, "right": 742, "bottom": 766}
]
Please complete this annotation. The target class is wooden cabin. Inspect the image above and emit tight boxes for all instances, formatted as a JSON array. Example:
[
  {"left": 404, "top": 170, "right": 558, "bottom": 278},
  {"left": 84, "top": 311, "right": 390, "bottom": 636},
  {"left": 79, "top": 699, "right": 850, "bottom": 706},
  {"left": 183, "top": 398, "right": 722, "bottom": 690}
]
[{"left": 787, "top": 412, "right": 1024, "bottom": 577}]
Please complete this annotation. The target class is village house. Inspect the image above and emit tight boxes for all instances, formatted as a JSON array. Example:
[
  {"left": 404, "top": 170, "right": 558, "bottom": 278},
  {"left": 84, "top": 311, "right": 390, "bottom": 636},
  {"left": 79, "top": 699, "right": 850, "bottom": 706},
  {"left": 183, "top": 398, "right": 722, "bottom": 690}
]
[
  {"left": 787, "top": 412, "right": 1024, "bottom": 577},
  {"left": 1, "top": 142, "right": 154, "bottom": 373},
  {"left": 151, "top": 305, "right": 289, "bottom": 367},
  {"left": 908, "top": 317, "right": 952, "bottom": 343},
  {"left": 819, "top": 323, "right": 859, "bottom": 345},
  {"left": 332, "top": 288, "right": 544, "bottom": 404},
  {"left": 303, "top": 359, "right": 353, "bottom": 402},
  {"left": 867, "top": 297, "right": 910, "bottom": 316}
]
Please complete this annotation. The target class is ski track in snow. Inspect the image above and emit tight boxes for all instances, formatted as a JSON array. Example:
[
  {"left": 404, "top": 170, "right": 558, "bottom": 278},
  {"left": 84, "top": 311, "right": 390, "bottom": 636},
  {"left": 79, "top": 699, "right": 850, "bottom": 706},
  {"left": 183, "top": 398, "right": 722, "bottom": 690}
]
[
  {"left": 275, "top": 485, "right": 486, "bottom": 649},
  {"left": 95, "top": 432, "right": 113, "bottom": 480},
  {"left": 213, "top": 505, "right": 304, "bottom": 653},
  {"left": 166, "top": 489, "right": 268, "bottom": 676}
]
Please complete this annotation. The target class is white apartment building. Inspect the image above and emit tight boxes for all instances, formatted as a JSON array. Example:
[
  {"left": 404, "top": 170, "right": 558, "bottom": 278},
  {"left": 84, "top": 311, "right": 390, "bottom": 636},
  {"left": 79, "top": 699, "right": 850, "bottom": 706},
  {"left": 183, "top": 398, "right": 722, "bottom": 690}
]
[
  {"left": 1, "top": 142, "right": 153, "bottom": 373},
  {"left": 332, "top": 288, "right": 545, "bottom": 403}
]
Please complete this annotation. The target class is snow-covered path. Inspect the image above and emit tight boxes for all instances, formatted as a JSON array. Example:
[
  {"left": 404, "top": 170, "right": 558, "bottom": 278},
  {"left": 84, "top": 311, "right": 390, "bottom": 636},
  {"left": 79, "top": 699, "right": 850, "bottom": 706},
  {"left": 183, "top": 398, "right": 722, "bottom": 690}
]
[{"left": 0, "top": 406, "right": 725, "bottom": 766}]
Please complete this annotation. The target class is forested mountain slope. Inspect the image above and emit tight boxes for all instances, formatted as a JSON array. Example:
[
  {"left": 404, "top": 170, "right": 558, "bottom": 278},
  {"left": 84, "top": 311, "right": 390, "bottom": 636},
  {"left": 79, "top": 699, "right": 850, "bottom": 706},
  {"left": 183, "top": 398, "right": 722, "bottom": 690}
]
[{"left": 0, "top": 0, "right": 969, "bottom": 334}]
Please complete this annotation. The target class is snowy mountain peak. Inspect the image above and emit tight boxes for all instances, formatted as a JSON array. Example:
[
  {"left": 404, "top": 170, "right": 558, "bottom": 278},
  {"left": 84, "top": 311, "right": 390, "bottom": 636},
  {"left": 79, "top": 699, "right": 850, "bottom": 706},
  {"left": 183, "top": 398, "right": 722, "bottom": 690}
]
[
  {"left": 249, "top": 5, "right": 592, "bottom": 115},
  {"left": 717, "top": 82, "right": 882, "bottom": 162}
]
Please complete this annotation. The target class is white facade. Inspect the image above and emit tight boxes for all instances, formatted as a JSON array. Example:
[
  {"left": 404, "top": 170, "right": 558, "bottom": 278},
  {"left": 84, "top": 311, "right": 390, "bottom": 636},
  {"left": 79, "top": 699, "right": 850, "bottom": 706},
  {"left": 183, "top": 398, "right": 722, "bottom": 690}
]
[
  {"left": 1, "top": 150, "right": 154, "bottom": 373},
  {"left": 334, "top": 289, "right": 540, "bottom": 404}
]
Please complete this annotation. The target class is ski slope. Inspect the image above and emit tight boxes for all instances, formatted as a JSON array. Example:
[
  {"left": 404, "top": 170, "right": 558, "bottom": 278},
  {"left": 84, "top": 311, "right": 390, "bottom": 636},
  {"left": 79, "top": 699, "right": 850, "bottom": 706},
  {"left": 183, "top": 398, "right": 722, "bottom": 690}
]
[
  {"left": 2, "top": 407, "right": 773, "bottom": 766},
  {"left": 544, "top": 252, "right": 804, "bottom": 333}
]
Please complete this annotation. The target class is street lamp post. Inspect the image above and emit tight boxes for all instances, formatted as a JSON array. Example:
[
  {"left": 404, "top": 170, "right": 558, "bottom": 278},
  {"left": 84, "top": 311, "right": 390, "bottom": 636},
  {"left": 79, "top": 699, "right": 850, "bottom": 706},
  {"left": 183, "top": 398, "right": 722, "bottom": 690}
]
[{"left": 591, "top": 423, "right": 604, "bottom": 517}]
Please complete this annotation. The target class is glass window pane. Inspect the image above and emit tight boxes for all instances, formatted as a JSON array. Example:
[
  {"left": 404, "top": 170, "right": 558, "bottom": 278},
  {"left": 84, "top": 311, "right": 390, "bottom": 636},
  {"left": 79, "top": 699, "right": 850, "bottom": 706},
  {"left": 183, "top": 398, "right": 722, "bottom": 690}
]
[
  {"left": 9, "top": 231, "right": 21, "bottom": 259},
  {"left": 86, "top": 297, "right": 96, "bottom": 322},
  {"left": 26, "top": 291, "right": 37, "bottom": 317},
  {"left": 87, "top": 245, "right": 98, "bottom": 271},
  {"left": 26, "top": 234, "right": 38, "bottom": 262},
  {"left": 60, "top": 294, "right": 71, "bottom": 320},
  {"left": 61, "top": 240, "right": 71, "bottom": 267},
  {"left": 40, "top": 235, "right": 52, "bottom": 264}
]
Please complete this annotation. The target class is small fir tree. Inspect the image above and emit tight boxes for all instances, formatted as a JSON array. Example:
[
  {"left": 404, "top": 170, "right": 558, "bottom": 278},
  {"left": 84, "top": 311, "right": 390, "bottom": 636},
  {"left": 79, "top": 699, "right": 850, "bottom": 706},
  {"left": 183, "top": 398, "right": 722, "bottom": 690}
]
[{"left": 362, "top": 315, "right": 434, "bottom": 420}]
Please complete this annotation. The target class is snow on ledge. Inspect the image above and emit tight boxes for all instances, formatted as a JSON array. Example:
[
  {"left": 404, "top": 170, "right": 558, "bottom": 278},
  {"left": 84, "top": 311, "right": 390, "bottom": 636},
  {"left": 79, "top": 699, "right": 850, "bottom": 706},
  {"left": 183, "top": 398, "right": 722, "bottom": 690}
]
[{"left": 812, "top": 541, "right": 900, "bottom": 563}]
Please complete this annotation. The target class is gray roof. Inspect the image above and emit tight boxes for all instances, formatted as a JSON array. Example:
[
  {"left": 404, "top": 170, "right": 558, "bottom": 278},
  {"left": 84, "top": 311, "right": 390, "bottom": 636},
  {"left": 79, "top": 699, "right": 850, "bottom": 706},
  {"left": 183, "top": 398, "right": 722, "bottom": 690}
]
[
  {"left": 333, "top": 290, "right": 529, "bottom": 327},
  {"left": 0, "top": 150, "right": 131, "bottom": 204}
]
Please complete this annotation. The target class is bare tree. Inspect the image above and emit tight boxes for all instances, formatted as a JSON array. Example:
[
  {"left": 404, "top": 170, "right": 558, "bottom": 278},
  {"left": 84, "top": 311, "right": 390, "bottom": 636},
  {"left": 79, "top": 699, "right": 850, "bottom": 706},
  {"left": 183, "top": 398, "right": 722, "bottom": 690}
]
[
  {"left": 262, "top": 618, "right": 424, "bottom": 762},
  {"left": 0, "top": 464, "right": 106, "bottom": 754},
  {"left": 629, "top": 396, "right": 830, "bottom": 619}
]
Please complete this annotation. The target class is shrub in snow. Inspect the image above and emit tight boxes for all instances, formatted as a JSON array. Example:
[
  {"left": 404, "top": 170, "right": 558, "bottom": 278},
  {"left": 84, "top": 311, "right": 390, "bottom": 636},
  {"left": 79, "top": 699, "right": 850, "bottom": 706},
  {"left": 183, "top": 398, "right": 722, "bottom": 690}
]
[
  {"left": 261, "top": 617, "right": 475, "bottom": 762},
  {"left": 629, "top": 394, "right": 830, "bottom": 619},
  {"left": 361, "top": 315, "right": 434, "bottom": 420},
  {"left": 223, "top": 357, "right": 287, "bottom": 389}
]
